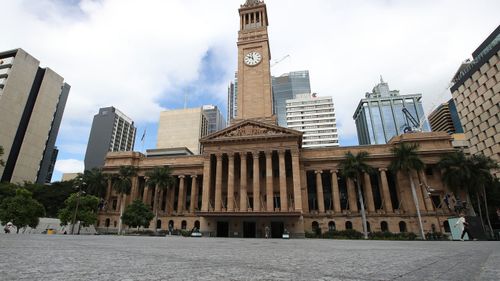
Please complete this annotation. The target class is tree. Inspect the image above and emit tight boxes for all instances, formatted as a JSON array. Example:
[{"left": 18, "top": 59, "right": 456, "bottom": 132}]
[
  {"left": 113, "top": 165, "right": 137, "bottom": 234},
  {"left": 0, "top": 182, "right": 18, "bottom": 204},
  {"left": 0, "top": 145, "right": 5, "bottom": 167},
  {"left": 122, "top": 199, "right": 154, "bottom": 230},
  {"left": 75, "top": 168, "right": 108, "bottom": 198},
  {"left": 145, "top": 166, "right": 175, "bottom": 231},
  {"left": 24, "top": 181, "right": 74, "bottom": 218},
  {"left": 390, "top": 142, "right": 426, "bottom": 240},
  {"left": 469, "top": 154, "right": 498, "bottom": 237},
  {"left": 58, "top": 192, "right": 99, "bottom": 233},
  {"left": 0, "top": 188, "right": 45, "bottom": 233},
  {"left": 338, "top": 151, "right": 373, "bottom": 239}
]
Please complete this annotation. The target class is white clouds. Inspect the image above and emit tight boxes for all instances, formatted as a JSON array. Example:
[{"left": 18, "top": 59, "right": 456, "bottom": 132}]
[
  {"left": 1, "top": 0, "right": 498, "bottom": 171},
  {"left": 54, "top": 159, "right": 84, "bottom": 174}
]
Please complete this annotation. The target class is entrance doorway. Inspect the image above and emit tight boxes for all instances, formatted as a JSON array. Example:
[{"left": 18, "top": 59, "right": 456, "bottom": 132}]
[
  {"left": 216, "top": 221, "right": 229, "bottom": 237},
  {"left": 243, "top": 221, "right": 256, "bottom": 238},
  {"left": 271, "top": 221, "right": 284, "bottom": 238}
]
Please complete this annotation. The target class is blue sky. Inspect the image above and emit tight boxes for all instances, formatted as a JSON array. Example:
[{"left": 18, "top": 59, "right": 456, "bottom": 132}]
[{"left": 0, "top": 0, "right": 498, "bottom": 182}]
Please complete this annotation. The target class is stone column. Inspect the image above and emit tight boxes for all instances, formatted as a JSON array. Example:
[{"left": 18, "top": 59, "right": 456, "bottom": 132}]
[
  {"left": 347, "top": 178, "right": 358, "bottom": 212},
  {"left": 142, "top": 184, "right": 149, "bottom": 205},
  {"left": 363, "top": 172, "right": 375, "bottom": 212},
  {"left": 419, "top": 170, "right": 434, "bottom": 211},
  {"left": 379, "top": 168, "right": 393, "bottom": 213},
  {"left": 265, "top": 151, "right": 274, "bottom": 211},
  {"left": 252, "top": 152, "right": 260, "bottom": 211},
  {"left": 167, "top": 184, "right": 175, "bottom": 214},
  {"left": 189, "top": 175, "right": 198, "bottom": 213},
  {"left": 157, "top": 189, "right": 164, "bottom": 212},
  {"left": 330, "top": 170, "right": 341, "bottom": 213},
  {"left": 201, "top": 155, "right": 211, "bottom": 212},
  {"left": 152, "top": 184, "right": 159, "bottom": 214},
  {"left": 106, "top": 178, "right": 112, "bottom": 202},
  {"left": 278, "top": 150, "right": 288, "bottom": 211},
  {"left": 129, "top": 176, "right": 139, "bottom": 204},
  {"left": 291, "top": 150, "right": 302, "bottom": 211},
  {"left": 301, "top": 169, "right": 309, "bottom": 212},
  {"left": 315, "top": 170, "right": 325, "bottom": 213},
  {"left": 240, "top": 152, "right": 248, "bottom": 211},
  {"left": 177, "top": 175, "right": 185, "bottom": 213},
  {"left": 214, "top": 154, "right": 223, "bottom": 212},
  {"left": 227, "top": 154, "right": 235, "bottom": 212}
]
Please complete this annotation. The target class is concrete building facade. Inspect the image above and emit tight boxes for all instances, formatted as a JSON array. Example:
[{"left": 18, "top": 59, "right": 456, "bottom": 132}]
[
  {"left": 0, "top": 48, "right": 70, "bottom": 184},
  {"left": 97, "top": 0, "right": 458, "bottom": 238},
  {"left": 353, "top": 78, "right": 430, "bottom": 145},
  {"left": 450, "top": 25, "right": 499, "bottom": 166},
  {"left": 84, "top": 107, "right": 136, "bottom": 170},
  {"left": 157, "top": 107, "right": 208, "bottom": 155},
  {"left": 286, "top": 93, "right": 339, "bottom": 148},
  {"left": 272, "top": 70, "right": 311, "bottom": 127},
  {"left": 428, "top": 99, "right": 464, "bottom": 134}
]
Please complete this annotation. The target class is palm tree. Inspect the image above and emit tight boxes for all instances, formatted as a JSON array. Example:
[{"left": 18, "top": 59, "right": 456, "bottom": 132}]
[
  {"left": 390, "top": 142, "right": 426, "bottom": 240},
  {"left": 469, "top": 154, "right": 498, "bottom": 238},
  {"left": 0, "top": 145, "right": 5, "bottom": 167},
  {"left": 113, "top": 165, "right": 137, "bottom": 234},
  {"left": 437, "top": 151, "right": 471, "bottom": 197},
  {"left": 339, "top": 151, "right": 373, "bottom": 239},
  {"left": 75, "top": 168, "right": 108, "bottom": 198},
  {"left": 145, "top": 166, "right": 175, "bottom": 231}
]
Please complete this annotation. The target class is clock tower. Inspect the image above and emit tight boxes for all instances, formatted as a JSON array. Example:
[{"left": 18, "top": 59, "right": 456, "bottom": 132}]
[{"left": 236, "top": 0, "right": 275, "bottom": 123}]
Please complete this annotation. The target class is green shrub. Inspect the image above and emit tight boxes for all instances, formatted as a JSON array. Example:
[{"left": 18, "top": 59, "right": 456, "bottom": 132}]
[
  {"left": 425, "top": 232, "right": 448, "bottom": 240},
  {"left": 321, "top": 229, "right": 363, "bottom": 239},
  {"left": 368, "top": 231, "right": 417, "bottom": 240}
]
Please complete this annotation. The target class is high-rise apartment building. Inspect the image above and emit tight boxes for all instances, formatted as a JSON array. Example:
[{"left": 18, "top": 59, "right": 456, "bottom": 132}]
[
  {"left": 272, "top": 70, "right": 311, "bottom": 127},
  {"left": 202, "top": 105, "right": 226, "bottom": 134},
  {"left": 450, "top": 25, "right": 499, "bottom": 165},
  {"left": 353, "top": 78, "right": 430, "bottom": 145},
  {"left": 0, "top": 49, "right": 70, "bottom": 184},
  {"left": 286, "top": 93, "right": 338, "bottom": 148},
  {"left": 227, "top": 73, "right": 238, "bottom": 125},
  {"left": 157, "top": 107, "right": 208, "bottom": 154},
  {"left": 428, "top": 99, "right": 464, "bottom": 134},
  {"left": 84, "top": 107, "right": 136, "bottom": 170}
]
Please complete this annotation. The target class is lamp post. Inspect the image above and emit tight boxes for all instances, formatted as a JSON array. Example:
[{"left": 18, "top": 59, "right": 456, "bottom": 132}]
[{"left": 71, "top": 190, "right": 86, "bottom": 235}]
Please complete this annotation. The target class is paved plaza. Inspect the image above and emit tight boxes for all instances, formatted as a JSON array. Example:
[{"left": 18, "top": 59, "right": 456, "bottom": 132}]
[{"left": 0, "top": 235, "right": 499, "bottom": 280}]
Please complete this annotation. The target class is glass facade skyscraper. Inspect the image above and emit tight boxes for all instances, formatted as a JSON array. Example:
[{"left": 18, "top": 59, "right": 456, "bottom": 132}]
[
  {"left": 272, "top": 70, "right": 311, "bottom": 127},
  {"left": 227, "top": 72, "right": 238, "bottom": 125},
  {"left": 353, "top": 78, "right": 430, "bottom": 145},
  {"left": 202, "top": 105, "right": 226, "bottom": 134}
]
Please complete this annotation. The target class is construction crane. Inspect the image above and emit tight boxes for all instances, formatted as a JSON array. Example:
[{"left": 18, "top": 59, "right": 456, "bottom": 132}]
[
  {"left": 401, "top": 107, "right": 420, "bottom": 133},
  {"left": 270, "top": 54, "right": 290, "bottom": 67}
]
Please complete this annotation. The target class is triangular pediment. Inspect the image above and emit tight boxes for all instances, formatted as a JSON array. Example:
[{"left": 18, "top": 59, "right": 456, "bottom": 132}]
[{"left": 201, "top": 119, "right": 302, "bottom": 143}]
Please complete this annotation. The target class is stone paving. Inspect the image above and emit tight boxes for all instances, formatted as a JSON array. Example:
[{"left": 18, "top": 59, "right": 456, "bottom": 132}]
[{"left": 0, "top": 234, "right": 499, "bottom": 281}]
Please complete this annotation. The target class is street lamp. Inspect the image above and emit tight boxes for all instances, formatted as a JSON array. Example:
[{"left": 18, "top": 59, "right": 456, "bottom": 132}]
[{"left": 71, "top": 190, "right": 86, "bottom": 235}]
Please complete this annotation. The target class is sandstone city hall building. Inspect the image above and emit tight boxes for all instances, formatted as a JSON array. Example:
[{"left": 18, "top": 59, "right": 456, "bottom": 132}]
[{"left": 97, "top": 0, "right": 457, "bottom": 238}]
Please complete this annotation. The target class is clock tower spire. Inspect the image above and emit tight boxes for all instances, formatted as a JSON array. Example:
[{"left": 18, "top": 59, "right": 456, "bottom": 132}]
[{"left": 236, "top": 0, "right": 275, "bottom": 123}]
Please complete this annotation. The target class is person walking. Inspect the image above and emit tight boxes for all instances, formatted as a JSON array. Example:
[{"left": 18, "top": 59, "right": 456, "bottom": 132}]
[{"left": 454, "top": 213, "right": 474, "bottom": 241}]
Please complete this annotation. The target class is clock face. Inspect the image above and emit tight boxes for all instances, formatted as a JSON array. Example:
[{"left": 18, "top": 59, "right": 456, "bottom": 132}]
[{"left": 244, "top": 51, "right": 262, "bottom": 66}]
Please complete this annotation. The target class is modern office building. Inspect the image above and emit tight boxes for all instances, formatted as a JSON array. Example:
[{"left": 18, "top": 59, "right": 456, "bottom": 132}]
[
  {"left": 450, "top": 24, "right": 499, "bottom": 166},
  {"left": 272, "top": 70, "right": 311, "bottom": 127},
  {"left": 84, "top": 107, "right": 136, "bottom": 170},
  {"left": 353, "top": 78, "right": 430, "bottom": 145},
  {"left": 202, "top": 105, "right": 226, "bottom": 134},
  {"left": 227, "top": 73, "right": 238, "bottom": 125},
  {"left": 157, "top": 107, "right": 208, "bottom": 154},
  {"left": 428, "top": 99, "right": 464, "bottom": 134},
  {"left": 286, "top": 93, "right": 338, "bottom": 148},
  {"left": 97, "top": 0, "right": 458, "bottom": 239},
  {"left": 0, "top": 48, "right": 70, "bottom": 184}
]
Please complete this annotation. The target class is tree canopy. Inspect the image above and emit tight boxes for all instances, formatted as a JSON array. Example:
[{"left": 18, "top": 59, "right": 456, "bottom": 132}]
[
  {"left": 0, "top": 188, "right": 45, "bottom": 233},
  {"left": 75, "top": 168, "right": 108, "bottom": 198},
  {"left": 58, "top": 192, "right": 99, "bottom": 227},
  {"left": 389, "top": 142, "right": 424, "bottom": 173},
  {"left": 113, "top": 166, "right": 137, "bottom": 196},
  {"left": 122, "top": 199, "right": 154, "bottom": 229}
]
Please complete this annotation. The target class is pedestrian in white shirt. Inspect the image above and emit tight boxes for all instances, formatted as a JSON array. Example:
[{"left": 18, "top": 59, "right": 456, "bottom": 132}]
[{"left": 455, "top": 213, "right": 474, "bottom": 241}]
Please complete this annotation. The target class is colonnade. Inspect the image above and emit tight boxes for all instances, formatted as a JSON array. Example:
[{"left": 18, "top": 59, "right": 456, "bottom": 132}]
[{"left": 201, "top": 149, "right": 302, "bottom": 212}]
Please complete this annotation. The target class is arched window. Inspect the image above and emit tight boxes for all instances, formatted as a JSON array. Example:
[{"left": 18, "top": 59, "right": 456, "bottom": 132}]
[
  {"left": 194, "top": 220, "right": 200, "bottom": 229},
  {"left": 381, "top": 221, "right": 389, "bottom": 232},
  {"left": 443, "top": 221, "right": 451, "bottom": 233},
  {"left": 113, "top": 221, "right": 117, "bottom": 228},
  {"left": 366, "top": 222, "right": 371, "bottom": 232},
  {"left": 105, "top": 218, "right": 110, "bottom": 227},
  {"left": 328, "top": 221, "right": 336, "bottom": 232},
  {"left": 345, "top": 221, "right": 353, "bottom": 230},
  {"left": 312, "top": 221, "right": 320, "bottom": 235},
  {"left": 156, "top": 219, "right": 162, "bottom": 229},
  {"left": 181, "top": 220, "right": 187, "bottom": 230},
  {"left": 168, "top": 220, "right": 174, "bottom": 230},
  {"left": 399, "top": 221, "right": 407, "bottom": 233}
]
